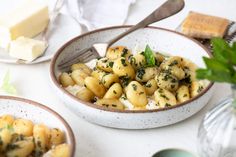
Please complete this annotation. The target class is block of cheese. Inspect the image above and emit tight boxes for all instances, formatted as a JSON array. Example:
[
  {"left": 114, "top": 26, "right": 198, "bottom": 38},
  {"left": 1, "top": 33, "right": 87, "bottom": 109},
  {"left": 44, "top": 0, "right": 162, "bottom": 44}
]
[
  {"left": 9, "top": 37, "right": 47, "bottom": 61},
  {"left": 0, "top": 0, "right": 49, "bottom": 49},
  {"left": 181, "top": 12, "right": 229, "bottom": 39}
]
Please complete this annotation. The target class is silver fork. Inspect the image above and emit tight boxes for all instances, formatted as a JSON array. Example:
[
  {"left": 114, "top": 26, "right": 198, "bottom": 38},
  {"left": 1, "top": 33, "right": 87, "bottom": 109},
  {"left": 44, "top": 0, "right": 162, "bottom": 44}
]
[
  {"left": 42, "top": 0, "right": 65, "bottom": 45},
  {"left": 58, "top": 0, "right": 185, "bottom": 69}
]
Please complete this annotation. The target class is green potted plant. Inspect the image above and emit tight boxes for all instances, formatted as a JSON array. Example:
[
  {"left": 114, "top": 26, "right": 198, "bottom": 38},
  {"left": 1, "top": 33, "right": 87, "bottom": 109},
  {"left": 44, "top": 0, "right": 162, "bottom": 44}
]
[{"left": 196, "top": 38, "right": 236, "bottom": 157}]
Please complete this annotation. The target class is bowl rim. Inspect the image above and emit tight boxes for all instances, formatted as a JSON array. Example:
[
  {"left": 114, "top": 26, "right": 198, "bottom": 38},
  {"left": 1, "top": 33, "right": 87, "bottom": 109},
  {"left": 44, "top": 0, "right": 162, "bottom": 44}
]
[
  {"left": 50, "top": 25, "right": 214, "bottom": 114},
  {"left": 0, "top": 95, "right": 76, "bottom": 157}
]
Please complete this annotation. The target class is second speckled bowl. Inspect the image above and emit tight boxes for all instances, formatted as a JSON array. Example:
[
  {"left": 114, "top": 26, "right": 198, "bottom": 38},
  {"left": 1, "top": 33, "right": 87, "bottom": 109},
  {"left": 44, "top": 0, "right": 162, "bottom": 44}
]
[{"left": 50, "top": 26, "right": 214, "bottom": 129}]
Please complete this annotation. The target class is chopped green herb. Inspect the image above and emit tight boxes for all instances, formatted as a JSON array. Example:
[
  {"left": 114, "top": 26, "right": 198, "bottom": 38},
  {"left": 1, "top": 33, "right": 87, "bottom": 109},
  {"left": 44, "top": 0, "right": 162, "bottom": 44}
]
[
  {"left": 145, "top": 83, "right": 152, "bottom": 88},
  {"left": 121, "top": 48, "right": 129, "bottom": 57},
  {"left": 113, "top": 90, "right": 117, "bottom": 94},
  {"left": 165, "top": 103, "right": 171, "bottom": 107},
  {"left": 111, "top": 104, "right": 117, "bottom": 107},
  {"left": 182, "top": 76, "right": 192, "bottom": 84},
  {"left": 132, "top": 84, "right": 137, "bottom": 91},
  {"left": 137, "top": 68, "right": 145, "bottom": 79},
  {"left": 129, "top": 55, "right": 136, "bottom": 65},
  {"left": 6, "top": 143, "right": 20, "bottom": 151},
  {"left": 140, "top": 51, "right": 145, "bottom": 56},
  {"left": 108, "top": 61, "right": 114, "bottom": 68},
  {"left": 101, "top": 58, "right": 108, "bottom": 63},
  {"left": 0, "top": 137, "right": 3, "bottom": 146},
  {"left": 102, "top": 104, "right": 109, "bottom": 107},
  {"left": 197, "top": 86, "right": 204, "bottom": 93},
  {"left": 160, "top": 94, "right": 169, "bottom": 100},
  {"left": 183, "top": 94, "right": 188, "bottom": 97},
  {"left": 139, "top": 92, "right": 144, "bottom": 95},
  {"left": 121, "top": 58, "right": 127, "bottom": 66},
  {"left": 159, "top": 88, "right": 163, "bottom": 93},
  {"left": 119, "top": 75, "right": 130, "bottom": 87},
  {"left": 170, "top": 84, "right": 176, "bottom": 89},
  {"left": 121, "top": 95, "right": 127, "bottom": 100},
  {"left": 97, "top": 56, "right": 103, "bottom": 60},
  {"left": 169, "top": 60, "right": 178, "bottom": 66}
]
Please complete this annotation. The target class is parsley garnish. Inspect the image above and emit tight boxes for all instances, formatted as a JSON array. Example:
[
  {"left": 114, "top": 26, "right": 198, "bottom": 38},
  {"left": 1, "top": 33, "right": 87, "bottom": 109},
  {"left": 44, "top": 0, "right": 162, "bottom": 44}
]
[
  {"left": 132, "top": 84, "right": 137, "bottom": 91},
  {"left": 121, "top": 58, "right": 127, "bottom": 66},
  {"left": 137, "top": 68, "right": 145, "bottom": 79}
]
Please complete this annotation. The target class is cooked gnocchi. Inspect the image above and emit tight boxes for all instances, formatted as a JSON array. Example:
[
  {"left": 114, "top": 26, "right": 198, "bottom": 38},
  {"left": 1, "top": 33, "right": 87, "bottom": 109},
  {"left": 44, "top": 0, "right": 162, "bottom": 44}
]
[
  {"left": 0, "top": 115, "right": 70, "bottom": 157},
  {"left": 60, "top": 45, "right": 207, "bottom": 110}
]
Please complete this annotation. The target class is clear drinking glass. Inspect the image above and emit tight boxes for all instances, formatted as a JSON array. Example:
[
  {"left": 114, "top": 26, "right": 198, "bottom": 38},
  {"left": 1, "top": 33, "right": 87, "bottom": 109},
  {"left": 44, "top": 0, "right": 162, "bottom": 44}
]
[{"left": 198, "top": 85, "right": 236, "bottom": 157}]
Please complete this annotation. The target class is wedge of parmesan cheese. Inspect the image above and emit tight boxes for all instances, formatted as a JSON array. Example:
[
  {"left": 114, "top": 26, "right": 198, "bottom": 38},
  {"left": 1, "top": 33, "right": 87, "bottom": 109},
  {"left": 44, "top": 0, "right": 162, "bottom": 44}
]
[{"left": 181, "top": 12, "right": 229, "bottom": 39}]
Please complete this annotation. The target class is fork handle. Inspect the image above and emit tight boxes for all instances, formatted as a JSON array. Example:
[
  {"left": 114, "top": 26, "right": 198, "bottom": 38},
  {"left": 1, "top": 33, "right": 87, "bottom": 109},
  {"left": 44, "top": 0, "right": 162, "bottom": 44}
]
[
  {"left": 42, "top": 0, "right": 65, "bottom": 42},
  {"left": 107, "top": 0, "right": 184, "bottom": 47}
]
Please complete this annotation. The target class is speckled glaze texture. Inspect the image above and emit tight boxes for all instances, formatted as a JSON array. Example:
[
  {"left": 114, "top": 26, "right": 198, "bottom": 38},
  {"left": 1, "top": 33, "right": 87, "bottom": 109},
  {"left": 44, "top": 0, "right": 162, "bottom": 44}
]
[
  {"left": 0, "top": 96, "right": 75, "bottom": 156},
  {"left": 50, "top": 26, "right": 214, "bottom": 129}
]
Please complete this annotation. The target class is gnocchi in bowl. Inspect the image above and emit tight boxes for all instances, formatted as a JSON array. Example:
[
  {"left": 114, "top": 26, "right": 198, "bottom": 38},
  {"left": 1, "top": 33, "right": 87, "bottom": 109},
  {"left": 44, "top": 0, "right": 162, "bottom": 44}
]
[
  {"left": 50, "top": 26, "right": 214, "bottom": 129},
  {"left": 0, "top": 96, "right": 75, "bottom": 156},
  {"left": 59, "top": 45, "right": 207, "bottom": 111}
]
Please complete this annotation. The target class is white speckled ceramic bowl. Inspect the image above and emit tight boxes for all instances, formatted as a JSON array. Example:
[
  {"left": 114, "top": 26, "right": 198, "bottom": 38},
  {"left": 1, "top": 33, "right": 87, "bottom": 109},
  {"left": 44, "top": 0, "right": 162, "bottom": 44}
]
[
  {"left": 50, "top": 26, "right": 214, "bottom": 129},
  {"left": 0, "top": 96, "right": 75, "bottom": 156}
]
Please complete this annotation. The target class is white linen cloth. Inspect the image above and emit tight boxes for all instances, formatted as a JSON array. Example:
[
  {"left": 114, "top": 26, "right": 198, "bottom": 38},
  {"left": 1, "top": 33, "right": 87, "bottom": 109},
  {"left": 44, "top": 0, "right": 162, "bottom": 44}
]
[{"left": 65, "top": 0, "right": 136, "bottom": 31}]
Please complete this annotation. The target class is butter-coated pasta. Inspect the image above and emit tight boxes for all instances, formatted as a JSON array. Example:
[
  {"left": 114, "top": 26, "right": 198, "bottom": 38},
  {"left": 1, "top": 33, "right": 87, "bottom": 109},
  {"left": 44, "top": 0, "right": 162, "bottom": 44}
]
[
  {"left": 84, "top": 77, "right": 106, "bottom": 98},
  {"left": 61, "top": 45, "right": 206, "bottom": 110},
  {"left": 104, "top": 83, "right": 123, "bottom": 99}
]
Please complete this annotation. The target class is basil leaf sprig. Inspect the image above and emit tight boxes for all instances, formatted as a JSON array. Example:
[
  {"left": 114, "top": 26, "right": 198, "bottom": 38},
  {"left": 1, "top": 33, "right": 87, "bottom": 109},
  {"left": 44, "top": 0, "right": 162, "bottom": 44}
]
[
  {"left": 0, "top": 70, "right": 17, "bottom": 95},
  {"left": 143, "top": 45, "right": 156, "bottom": 67},
  {"left": 196, "top": 38, "right": 236, "bottom": 84}
]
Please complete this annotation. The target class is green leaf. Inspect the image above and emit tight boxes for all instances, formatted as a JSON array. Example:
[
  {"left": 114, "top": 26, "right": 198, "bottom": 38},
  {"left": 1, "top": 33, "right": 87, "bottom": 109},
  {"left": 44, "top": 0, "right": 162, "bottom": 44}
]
[
  {"left": 229, "top": 43, "right": 236, "bottom": 65},
  {"left": 212, "top": 38, "right": 236, "bottom": 65},
  {"left": 232, "top": 42, "right": 236, "bottom": 51},
  {"left": 233, "top": 100, "right": 236, "bottom": 109},
  {"left": 143, "top": 45, "right": 156, "bottom": 67},
  {"left": 203, "top": 57, "right": 231, "bottom": 73},
  {"left": 211, "top": 38, "right": 230, "bottom": 63},
  {"left": 196, "top": 68, "right": 234, "bottom": 83},
  {"left": 196, "top": 38, "right": 236, "bottom": 85},
  {"left": 1, "top": 70, "right": 17, "bottom": 95},
  {"left": 196, "top": 69, "right": 211, "bottom": 79}
]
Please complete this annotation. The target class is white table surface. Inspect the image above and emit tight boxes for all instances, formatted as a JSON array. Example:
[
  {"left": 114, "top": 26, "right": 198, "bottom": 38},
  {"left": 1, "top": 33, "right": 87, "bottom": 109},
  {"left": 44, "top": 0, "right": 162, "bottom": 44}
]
[{"left": 0, "top": 0, "right": 235, "bottom": 156}]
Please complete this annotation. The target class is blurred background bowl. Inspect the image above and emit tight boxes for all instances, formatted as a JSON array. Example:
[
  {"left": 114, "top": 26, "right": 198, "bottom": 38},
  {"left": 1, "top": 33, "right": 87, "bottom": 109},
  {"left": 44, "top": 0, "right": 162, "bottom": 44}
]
[{"left": 0, "top": 95, "right": 75, "bottom": 156}]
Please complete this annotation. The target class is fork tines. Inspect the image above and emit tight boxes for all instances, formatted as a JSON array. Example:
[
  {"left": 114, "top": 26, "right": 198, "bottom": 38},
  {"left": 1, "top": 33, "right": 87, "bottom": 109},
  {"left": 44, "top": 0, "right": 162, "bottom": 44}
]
[{"left": 58, "top": 47, "right": 94, "bottom": 69}]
